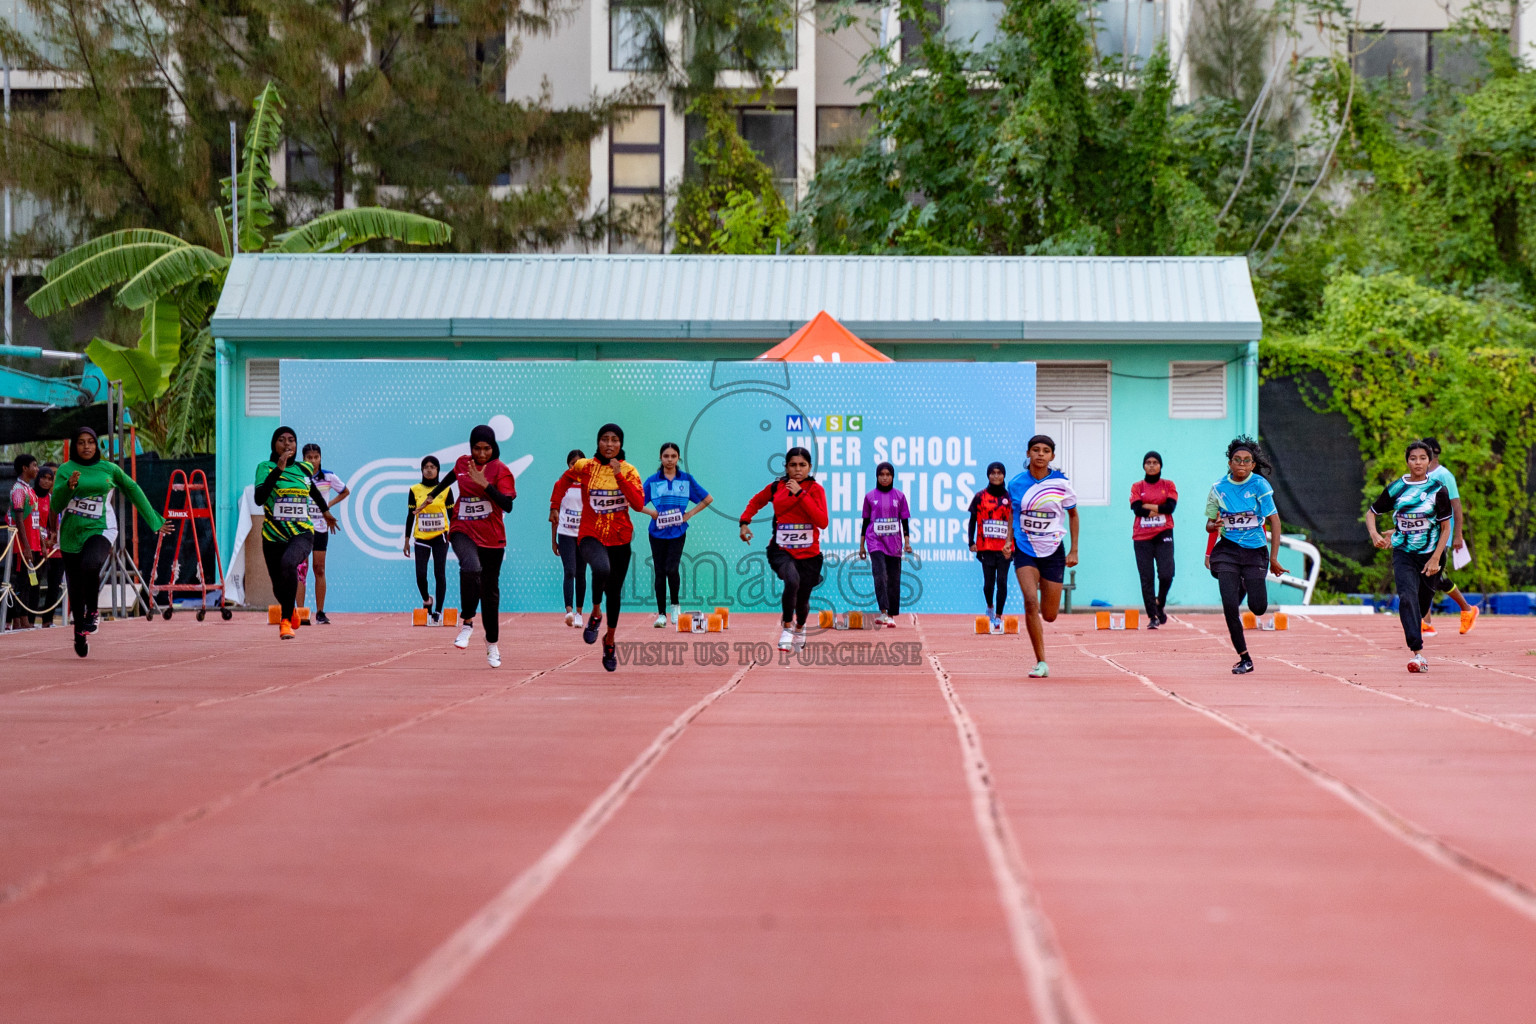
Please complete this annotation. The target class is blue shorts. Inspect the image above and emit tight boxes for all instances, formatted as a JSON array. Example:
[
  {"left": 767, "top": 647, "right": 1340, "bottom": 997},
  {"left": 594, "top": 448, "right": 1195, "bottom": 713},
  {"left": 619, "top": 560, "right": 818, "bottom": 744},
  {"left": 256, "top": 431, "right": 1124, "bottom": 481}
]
[{"left": 1012, "top": 546, "right": 1066, "bottom": 584}]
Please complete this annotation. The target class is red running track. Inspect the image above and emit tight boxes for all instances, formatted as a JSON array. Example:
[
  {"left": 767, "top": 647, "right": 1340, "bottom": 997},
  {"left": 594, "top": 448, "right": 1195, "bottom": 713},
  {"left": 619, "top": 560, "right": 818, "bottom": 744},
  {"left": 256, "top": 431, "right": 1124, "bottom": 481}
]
[{"left": 1, "top": 610, "right": 1535, "bottom": 1023}]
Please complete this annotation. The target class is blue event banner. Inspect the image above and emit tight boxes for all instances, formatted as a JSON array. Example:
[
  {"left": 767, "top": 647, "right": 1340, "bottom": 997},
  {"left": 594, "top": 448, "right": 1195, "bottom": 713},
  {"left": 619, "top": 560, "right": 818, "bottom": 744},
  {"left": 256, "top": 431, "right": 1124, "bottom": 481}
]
[{"left": 281, "top": 359, "right": 1035, "bottom": 614}]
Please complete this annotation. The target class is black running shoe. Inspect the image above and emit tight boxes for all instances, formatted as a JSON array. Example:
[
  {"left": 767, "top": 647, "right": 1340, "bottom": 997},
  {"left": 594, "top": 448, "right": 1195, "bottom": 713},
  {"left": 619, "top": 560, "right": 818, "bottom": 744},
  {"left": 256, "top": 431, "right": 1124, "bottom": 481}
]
[
  {"left": 315, "top": 611, "right": 331, "bottom": 625},
  {"left": 1147, "top": 617, "right": 1160, "bottom": 630},
  {"left": 583, "top": 611, "right": 603, "bottom": 645},
  {"left": 1158, "top": 609, "right": 1170, "bottom": 625},
  {"left": 1232, "top": 655, "right": 1254, "bottom": 675},
  {"left": 602, "top": 639, "right": 617, "bottom": 672},
  {"left": 85, "top": 613, "right": 100, "bottom": 635},
  {"left": 73, "top": 631, "right": 89, "bottom": 658}
]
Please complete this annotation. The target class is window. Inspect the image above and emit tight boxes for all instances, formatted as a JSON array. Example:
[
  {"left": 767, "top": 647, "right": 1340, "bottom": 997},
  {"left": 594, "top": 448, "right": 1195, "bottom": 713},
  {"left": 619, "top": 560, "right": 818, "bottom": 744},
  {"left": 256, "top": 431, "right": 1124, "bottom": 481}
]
[
  {"left": 1092, "top": 0, "right": 1165, "bottom": 65},
  {"left": 1168, "top": 361, "right": 1227, "bottom": 419},
  {"left": 944, "top": 0, "right": 1003, "bottom": 48},
  {"left": 611, "top": 1, "right": 662, "bottom": 71},
  {"left": 609, "top": 107, "right": 665, "bottom": 253},
  {"left": 246, "top": 360, "right": 281, "bottom": 416},
  {"left": 1352, "top": 30, "right": 1504, "bottom": 98},
  {"left": 685, "top": 107, "right": 797, "bottom": 197},
  {"left": 816, "top": 107, "right": 874, "bottom": 167},
  {"left": 1034, "top": 363, "right": 1110, "bottom": 505},
  {"left": 285, "top": 141, "right": 333, "bottom": 191}
]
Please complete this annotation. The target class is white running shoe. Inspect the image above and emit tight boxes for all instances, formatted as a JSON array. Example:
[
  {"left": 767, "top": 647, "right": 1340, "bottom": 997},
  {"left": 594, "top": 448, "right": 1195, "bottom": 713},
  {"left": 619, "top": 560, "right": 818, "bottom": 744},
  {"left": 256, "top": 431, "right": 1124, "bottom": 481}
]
[
  {"left": 653, "top": 613, "right": 668, "bottom": 628},
  {"left": 669, "top": 604, "right": 681, "bottom": 625},
  {"left": 876, "top": 613, "right": 892, "bottom": 628},
  {"left": 486, "top": 642, "right": 501, "bottom": 668},
  {"left": 429, "top": 612, "right": 441, "bottom": 626},
  {"left": 564, "top": 611, "right": 577, "bottom": 627},
  {"left": 792, "top": 627, "right": 807, "bottom": 650},
  {"left": 778, "top": 628, "right": 794, "bottom": 652},
  {"left": 454, "top": 622, "right": 473, "bottom": 649},
  {"left": 1407, "top": 652, "right": 1429, "bottom": 673}
]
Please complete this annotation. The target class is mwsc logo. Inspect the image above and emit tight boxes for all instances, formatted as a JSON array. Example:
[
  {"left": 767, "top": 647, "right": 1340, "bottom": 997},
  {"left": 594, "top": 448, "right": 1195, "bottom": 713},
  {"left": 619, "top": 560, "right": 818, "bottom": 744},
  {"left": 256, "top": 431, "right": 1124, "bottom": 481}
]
[{"left": 786, "top": 415, "right": 863, "bottom": 432}]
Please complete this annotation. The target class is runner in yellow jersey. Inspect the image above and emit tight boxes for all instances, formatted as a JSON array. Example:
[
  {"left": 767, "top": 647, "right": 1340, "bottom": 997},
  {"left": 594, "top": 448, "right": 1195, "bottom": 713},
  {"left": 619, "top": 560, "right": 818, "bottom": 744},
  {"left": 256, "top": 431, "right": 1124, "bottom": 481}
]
[{"left": 403, "top": 455, "right": 452, "bottom": 624}]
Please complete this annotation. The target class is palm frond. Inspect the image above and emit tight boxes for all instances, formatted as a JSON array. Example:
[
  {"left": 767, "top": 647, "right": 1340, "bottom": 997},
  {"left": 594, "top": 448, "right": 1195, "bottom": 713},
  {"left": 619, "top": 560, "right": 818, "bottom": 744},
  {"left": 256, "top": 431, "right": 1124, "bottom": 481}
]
[
  {"left": 116, "top": 246, "right": 230, "bottom": 310},
  {"left": 161, "top": 327, "right": 216, "bottom": 457},
  {"left": 41, "top": 229, "right": 189, "bottom": 282},
  {"left": 26, "top": 243, "right": 182, "bottom": 317},
  {"left": 221, "top": 82, "right": 286, "bottom": 253},
  {"left": 85, "top": 337, "right": 166, "bottom": 407},
  {"left": 273, "top": 208, "right": 452, "bottom": 253},
  {"left": 140, "top": 298, "right": 183, "bottom": 378}
]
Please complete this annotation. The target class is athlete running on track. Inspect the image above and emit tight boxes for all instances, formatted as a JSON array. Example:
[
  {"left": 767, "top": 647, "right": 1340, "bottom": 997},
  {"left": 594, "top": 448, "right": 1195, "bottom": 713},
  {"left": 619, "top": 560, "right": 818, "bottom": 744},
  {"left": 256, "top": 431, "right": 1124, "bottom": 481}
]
[
  {"left": 49, "top": 428, "right": 169, "bottom": 655},
  {"left": 1205, "top": 436, "right": 1285, "bottom": 674},
  {"left": 740, "top": 447, "right": 830, "bottom": 653},
  {"left": 1367, "top": 440, "right": 1454, "bottom": 674},
  {"left": 551, "top": 450, "right": 588, "bottom": 627},
  {"left": 8, "top": 454, "right": 41, "bottom": 630},
  {"left": 1131, "top": 450, "right": 1177, "bottom": 629},
  {"left": 642, "top": 442, "right": 712, "bottom": 628},
  {"left": 1419, "top": 437, "right": 1478, "bottom": 636},
  {"left": 299, "top": 443, "right": 349, "bottom": 624},
  {"left": 254, "top": 427, "right": 336, "bottom": 642},
  {"left": 858, "top": 461, "right": 911, "bottom": 628},
  {"left": 424, "top": 425, "right": 516, "bottom": 667},
  {"left": 967, "top": 461, "right": 1014, "bottom": 629},
  {"left": 34, "top": 463, "right": 65, "bottom": 628},
  {"left": 403, "top": 455, "right": 452, "bottom": 625},
  {"left": 550, "top": 424, "right": 646, "bottom": 672},
  {"left": 1009, "top": 437, "right": 1080, "bottom": 679}
]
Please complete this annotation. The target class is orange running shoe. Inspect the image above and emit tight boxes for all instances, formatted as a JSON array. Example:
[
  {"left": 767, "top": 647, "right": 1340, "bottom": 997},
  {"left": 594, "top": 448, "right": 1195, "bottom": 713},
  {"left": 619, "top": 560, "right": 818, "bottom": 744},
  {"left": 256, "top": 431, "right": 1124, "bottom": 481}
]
[
  {"left": 279, "top": 621, "right": 295, "bottom": 640},
  {"left": 1421, "top": 620, "right": 1437, "bottom": 637},
  {"left": 1460, "top": 606, "right": 1480, "bottom": 634},
  {"left": 290, "top": 612, "right": 303, "bottom": 631}
]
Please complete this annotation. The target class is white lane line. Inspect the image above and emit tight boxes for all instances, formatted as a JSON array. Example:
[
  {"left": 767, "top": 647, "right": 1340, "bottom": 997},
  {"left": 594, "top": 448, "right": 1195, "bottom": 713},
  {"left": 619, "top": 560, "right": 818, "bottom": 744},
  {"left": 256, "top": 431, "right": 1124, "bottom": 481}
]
[
  {"left": 1069, "top": 637, "right": 1536, "bottom": 924},
  {"left": 0, "top": 652, "right": 583, "bottom": 908},
  {"left": 913, "top": 616, "right": 1100, "bottom": 1024},
  {"left": 346, "top": 660, "right": 756, "bottom": 1024}
]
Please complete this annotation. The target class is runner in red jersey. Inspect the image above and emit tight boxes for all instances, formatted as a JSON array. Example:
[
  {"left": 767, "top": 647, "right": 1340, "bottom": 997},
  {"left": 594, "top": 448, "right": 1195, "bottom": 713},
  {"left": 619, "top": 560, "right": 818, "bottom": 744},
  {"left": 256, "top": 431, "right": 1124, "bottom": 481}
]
[
  {"left": 739, "top": 447, "right": 829, "bottom": 652},
  {"left": 424, "top": 424, "right": 516, "bottom": 667},
  {"left": 967, "top": 461, "right": 1014, "bottom": 629},
  {"left": 549, "top": 423, "right": 645, "bottom": 672}
]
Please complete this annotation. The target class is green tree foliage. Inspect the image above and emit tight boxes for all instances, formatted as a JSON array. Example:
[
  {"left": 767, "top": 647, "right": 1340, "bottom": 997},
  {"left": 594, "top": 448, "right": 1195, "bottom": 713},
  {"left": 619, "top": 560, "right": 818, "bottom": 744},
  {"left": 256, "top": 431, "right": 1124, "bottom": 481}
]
[
  {"left": 796, "top": 0, "right": 1220, "bottom": 255},
  {"left": 1264, "top": 274, "right": 1536, "bottom": 589},
  {"left": 672, "top": 96, "right": 788, "bottom": 253}
]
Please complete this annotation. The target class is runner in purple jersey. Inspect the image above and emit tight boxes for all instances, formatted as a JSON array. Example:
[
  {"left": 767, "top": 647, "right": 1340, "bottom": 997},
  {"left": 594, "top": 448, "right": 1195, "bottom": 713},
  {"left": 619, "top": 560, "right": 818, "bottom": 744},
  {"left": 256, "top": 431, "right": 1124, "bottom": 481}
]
[{"left": 858, "top": 462, "right": 912, "bottom": 627}]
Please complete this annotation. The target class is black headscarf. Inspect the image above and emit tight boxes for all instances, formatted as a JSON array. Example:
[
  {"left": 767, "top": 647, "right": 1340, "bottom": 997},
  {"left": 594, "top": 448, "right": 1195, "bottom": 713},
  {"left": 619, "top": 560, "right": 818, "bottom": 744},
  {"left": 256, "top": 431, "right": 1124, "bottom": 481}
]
[
  {"left": 596, "top": 423, "right": 626, "bottom": 463},
  {"left": 985, "top": 460, "right": 1007, "bottom": 497},
  {"left": 267, "top": 425, "right": 296, "bottom": 465},
  {"left": 420, "top": 454, "right": 440, "bottom": 486},
  {"left": 35, "top": 463, "right": 56, "bottom": 495},
  {"left": 875, "top": 461, "right": 895, "bottom": 492},
  {"left": 73, "top": 426, "right": 102, "bottom": 467},
  {"left": 469, "top": 424, "right": 501, "bottom": 462},
  {"left": 1143, "top": 450, "right": 1162, "bottom": 484}
]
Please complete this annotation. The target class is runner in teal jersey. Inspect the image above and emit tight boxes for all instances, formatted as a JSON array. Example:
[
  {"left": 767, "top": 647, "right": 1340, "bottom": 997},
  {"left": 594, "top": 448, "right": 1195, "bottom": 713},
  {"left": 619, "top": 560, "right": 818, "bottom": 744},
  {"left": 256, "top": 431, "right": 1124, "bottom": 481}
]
[
  {"left": 1419, "top": 437, "right": 1478, "bottom": 635},
  {"left": 1367, "top": 440, "right": 1453, "bottom": 673}
]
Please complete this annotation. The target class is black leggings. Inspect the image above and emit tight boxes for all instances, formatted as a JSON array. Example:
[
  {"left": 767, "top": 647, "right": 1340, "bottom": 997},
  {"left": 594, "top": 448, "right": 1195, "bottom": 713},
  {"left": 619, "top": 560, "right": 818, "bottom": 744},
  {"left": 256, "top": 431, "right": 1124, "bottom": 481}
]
[
  {"left": 1134, "top": 534, "right": 1175, "bottom": 619},
  {"left": 414, "top": 534, "right": 449, "bottom": 613},
  {"left": 1216, "top": 569, "right": 1269, "bottom": 656},
  {"left": 40, "top": 558, "right": 66, "bottom": 626},
  {"left": 977, "top": 550, "right": 1008, "bottom": 613},
  {"left": 1392, "top": 548, "right": 1444, "bottom": 653},
  {"left": 61, "top": 534, "right": 112, "bottom": 631},
  {"left": 263, "top": 534, "right": 315, "bottom": 621},
  {"left": 580, "top": 537, "right": 632, "bottom": 630},
  {"left": 868, "top": 550, "right": 903, "bottom": 615},
  {"left": 451, "top": 533, "right": 504, "bottom": 643},
  {"left": 558, "top": 533, "right": 587, "bottom": 610},
  {"left": 769, "top": 547, "right": 823, "bottom": 627},
  {"left": 650, "top": 534, "right": 685, "bottom": 613}
]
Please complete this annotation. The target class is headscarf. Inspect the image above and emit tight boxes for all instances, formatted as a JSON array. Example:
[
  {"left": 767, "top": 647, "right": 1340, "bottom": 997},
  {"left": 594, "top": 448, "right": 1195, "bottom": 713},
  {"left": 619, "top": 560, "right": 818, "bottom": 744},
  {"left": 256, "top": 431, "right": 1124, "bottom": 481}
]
[
  {"left": 420, "top": 454, "right": 440, "bottom": 486},
  {"left": 875, "top": 461, "right": 895, "bottom": 492},
  {"left": 596, "top": 423, "right": 626, "bottom": 463},
  {"left": 73, "top": 426, "right": 102, "bottom": 467},
  {"left": 985, "top": 461, "right": 1007, "bottom": 497},
  {"left": 469, "top": 424, "right": 500, "bottom": 462},
  {"left": 35, "top": 463, "right": 56, "bottom": 496},
  {"left": 1143, "top": 450, "right": 1163, "bottom": 484}
]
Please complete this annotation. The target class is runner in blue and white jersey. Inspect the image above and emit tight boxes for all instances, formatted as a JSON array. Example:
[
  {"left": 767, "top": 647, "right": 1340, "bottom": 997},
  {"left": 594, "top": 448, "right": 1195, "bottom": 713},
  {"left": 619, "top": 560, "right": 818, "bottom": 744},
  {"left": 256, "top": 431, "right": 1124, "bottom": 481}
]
[
  {"left": 1204, "top": 436, "right": 1285, "bottom": 674},
  {"left": 1007, "top": 435, "right": 1080, "bottom": 679},
  {"left": 1367, "top": 440, "right": 1454, "bottom": 674}
]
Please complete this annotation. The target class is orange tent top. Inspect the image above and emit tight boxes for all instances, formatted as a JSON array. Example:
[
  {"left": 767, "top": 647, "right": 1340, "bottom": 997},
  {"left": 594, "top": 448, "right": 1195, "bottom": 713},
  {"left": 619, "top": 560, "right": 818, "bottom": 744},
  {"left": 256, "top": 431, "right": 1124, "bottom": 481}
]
[{"left": 756, "top": 311, "right": 892, "bottom": 363}]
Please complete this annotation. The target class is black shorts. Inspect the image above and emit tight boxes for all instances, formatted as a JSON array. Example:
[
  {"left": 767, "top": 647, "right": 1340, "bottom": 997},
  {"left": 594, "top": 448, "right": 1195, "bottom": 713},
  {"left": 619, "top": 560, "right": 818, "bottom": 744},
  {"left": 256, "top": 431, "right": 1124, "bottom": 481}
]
[
  {"left": 1011, "top": 547, "right": 1066, "bottom": 584},
  {"left": 1208, "top": 537, "right": 1266, "bottom": 575},
  {"left": 311, "top": 531, "right": 330, "bottom": 552}
]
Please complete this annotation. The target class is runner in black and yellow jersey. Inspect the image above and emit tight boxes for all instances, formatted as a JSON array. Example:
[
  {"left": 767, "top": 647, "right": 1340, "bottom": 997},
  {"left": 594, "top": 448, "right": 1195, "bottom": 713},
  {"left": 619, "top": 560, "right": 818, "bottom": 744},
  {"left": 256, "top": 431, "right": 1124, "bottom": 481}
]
[
  {"left": 403, "top": 455, "right": 452, "bottom": 624},
  {"left": 255, "top": 427, "right": 337, "bottom": 640}
]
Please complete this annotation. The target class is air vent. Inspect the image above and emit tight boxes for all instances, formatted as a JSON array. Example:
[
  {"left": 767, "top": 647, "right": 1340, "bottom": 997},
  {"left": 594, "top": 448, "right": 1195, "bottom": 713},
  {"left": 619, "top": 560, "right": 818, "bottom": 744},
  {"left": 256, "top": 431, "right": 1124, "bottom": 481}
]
[
  {"left": 1168, "top": 361, "right": 1226, "bottom": 419},
  {"left": 1036, "top": 364, "right": 1110, "bottom": 418},
  {"left": 246, "top": 359, "right": 281, "bottom": 416}
]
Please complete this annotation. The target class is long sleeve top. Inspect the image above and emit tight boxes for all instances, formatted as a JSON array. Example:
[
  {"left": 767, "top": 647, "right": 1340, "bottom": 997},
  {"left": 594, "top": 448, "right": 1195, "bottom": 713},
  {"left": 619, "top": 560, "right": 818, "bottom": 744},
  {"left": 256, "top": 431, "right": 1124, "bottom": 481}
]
[
  {"left": 50, "top": 460, "right": 165, "bottom": 554},
  {"left": 740, "top": 478, "right": 830, "bottom": 559},
  {"left": 548, "top": 458, "right": 645, "bottom": 546}
]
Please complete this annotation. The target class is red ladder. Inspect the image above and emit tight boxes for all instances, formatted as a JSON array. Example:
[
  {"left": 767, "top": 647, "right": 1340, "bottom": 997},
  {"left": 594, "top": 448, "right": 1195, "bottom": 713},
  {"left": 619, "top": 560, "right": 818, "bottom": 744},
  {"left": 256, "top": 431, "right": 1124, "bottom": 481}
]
[{"left": 148, "top": 469, "right": 232, "bottom": 621}]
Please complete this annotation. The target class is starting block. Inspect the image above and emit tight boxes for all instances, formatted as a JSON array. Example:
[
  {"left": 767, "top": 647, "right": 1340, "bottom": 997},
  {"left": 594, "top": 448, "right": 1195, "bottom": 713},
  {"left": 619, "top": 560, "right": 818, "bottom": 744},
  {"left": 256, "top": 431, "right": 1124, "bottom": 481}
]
[
  {"left": 411, "top": 607, "right": 459, "bottom": 626},
  {"left": 975, "top": 614, "right": 1021, "bottom": 635},
  {"left": 707, "top": 613, "right": 723, "bottom": 633},
  {"left": 678, "top": 610, "right": 709, "bottom": 633},
  {"left": 833, "top": 613, "right": 850, "bottom": 630},
  {"left": 713, "top": 606, "right": 730, "bottom": 629},
  {"left": 268, "top": 605, "right": 311, "bottom": 625},
  {"left": 1095, "top": 609, "right": 1140, "bottom": 631},
  {"left": 848, "top": 610, "right": 864, "bottom": 630},
  {"left": 818, "top": 608, "right": 835, "bottom": 629},
  {"left": 1242, "top": 612, "right": 1288, "bottom": 630}
]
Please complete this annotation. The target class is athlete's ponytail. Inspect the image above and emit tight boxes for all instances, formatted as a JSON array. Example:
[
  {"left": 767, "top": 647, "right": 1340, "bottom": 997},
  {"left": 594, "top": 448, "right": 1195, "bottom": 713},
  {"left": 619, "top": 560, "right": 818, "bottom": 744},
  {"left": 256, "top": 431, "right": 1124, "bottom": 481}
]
[{"left": 1225, "top": 435, "right": 1272, "bottom": 475}]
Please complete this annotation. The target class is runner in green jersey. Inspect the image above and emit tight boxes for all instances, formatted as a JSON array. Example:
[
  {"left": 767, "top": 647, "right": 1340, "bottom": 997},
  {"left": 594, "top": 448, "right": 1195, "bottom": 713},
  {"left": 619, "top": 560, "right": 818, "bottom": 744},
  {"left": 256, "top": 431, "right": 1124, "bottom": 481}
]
[
  {"left": 1367, "top": 440, "right": 1453, "bottom": 674},
  {"left": 48, "top": 427, "right": 169, "bottom": 657}
]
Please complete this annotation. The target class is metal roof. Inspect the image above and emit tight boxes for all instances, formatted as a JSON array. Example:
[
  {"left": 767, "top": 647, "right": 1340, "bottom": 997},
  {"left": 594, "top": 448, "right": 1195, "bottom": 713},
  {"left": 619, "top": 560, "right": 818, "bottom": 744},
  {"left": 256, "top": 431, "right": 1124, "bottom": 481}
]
[{"left": 211, "top": 254, "right": 1262, "bottom": 342}]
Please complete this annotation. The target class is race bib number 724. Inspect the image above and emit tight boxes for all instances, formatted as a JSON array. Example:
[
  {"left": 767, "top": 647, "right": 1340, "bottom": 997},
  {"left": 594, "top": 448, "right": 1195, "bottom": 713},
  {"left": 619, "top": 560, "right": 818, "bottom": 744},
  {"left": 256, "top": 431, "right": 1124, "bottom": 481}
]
[{"left": 776, "top": 523, "right": 813, "bottom": 549}]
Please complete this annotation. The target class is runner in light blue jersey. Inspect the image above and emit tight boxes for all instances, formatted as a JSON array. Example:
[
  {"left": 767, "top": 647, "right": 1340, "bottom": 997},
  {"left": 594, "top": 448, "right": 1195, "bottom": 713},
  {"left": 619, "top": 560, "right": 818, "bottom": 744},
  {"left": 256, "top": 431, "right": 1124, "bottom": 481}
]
[{"left": 1368, "top": 440, "right": 1453, "bottom": 673}]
